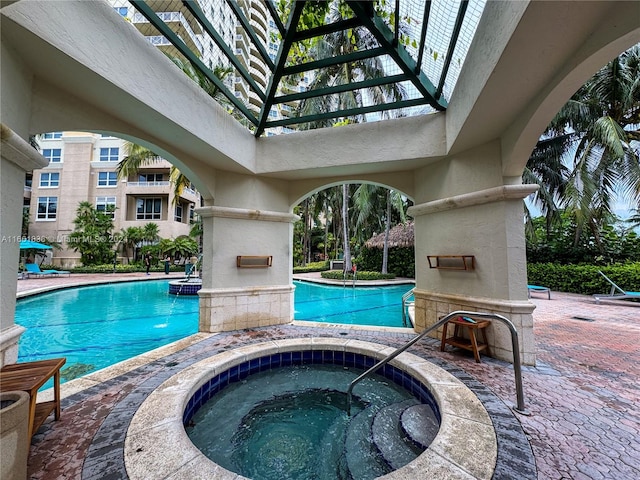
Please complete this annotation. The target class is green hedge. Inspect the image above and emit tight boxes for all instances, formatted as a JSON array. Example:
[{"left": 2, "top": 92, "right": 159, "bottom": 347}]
[
  {"left": 356, "top": 246, "right": 415, "bottom": 278},
  {"left": 51, "top": 263, "right": 184, "bottom": 274},
  {"left": 320, "top": 270, "right": 396, "bottom": 281},
  {"left": 527, "top": 262, "right": 640, "bottom": 295},
  {"left": 293, "top": 261, "right": 330, "bottom": 273}
]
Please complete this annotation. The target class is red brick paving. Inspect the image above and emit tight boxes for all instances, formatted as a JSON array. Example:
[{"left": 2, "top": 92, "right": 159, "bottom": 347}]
[{"left": 15, "top": 278, "right": 640, "bottom": 479}]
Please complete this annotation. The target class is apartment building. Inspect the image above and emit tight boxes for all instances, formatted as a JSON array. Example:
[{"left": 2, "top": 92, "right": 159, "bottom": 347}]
[
  {"left": 116, "top": 0, "right": 303, "bottom": 135},
  {"left": 27, "top": 132, "right": 199, "bottom": 267}
]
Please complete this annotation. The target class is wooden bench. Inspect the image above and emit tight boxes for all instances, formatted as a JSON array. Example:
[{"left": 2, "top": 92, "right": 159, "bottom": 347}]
[
  {"left": 440, "top": 317, "right": 491, "bottom": 363},
  {"left": 0, "top": 358, "right": 66, "bottom": 438}
]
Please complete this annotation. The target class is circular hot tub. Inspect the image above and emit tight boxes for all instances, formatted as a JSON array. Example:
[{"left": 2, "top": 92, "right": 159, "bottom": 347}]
[{"left": 125, "top": 338, "right": 497, "bottom": 479}]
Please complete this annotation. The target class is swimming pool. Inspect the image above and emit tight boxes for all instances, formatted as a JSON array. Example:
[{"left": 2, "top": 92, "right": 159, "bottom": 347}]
[
  {"left": 293, "top": 281, "right": 413, "bottom": 327},
  {"left": 15, "top": 280, "right": 413, "bottom": 386},
  {"left": 15, "top": 280, "right": 199, "bottom": 385}
]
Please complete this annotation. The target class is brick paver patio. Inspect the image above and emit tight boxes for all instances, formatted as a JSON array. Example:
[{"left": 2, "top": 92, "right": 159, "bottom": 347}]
[{"left": 12, "top": 274, "right": 640, "bottom": 479}]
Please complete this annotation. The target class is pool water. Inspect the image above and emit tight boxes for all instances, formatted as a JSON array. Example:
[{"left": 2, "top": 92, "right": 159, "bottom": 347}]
[
  {"left": 15, "top": 280, "right": 413, "bottom": 387},
  {"left": 187, "top": 364, "right": 424, "bottom": 480},
  {"left": 15, "top": 280, "right": 199, "bottom": 386},
  {"left": 293, "top": 281, "right": 413, "bottom": 327}
]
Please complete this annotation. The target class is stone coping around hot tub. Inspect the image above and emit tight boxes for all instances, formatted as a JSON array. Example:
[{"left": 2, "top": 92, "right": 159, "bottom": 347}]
[{"left": 124, "top": 337, "right": 497, "bottom": 480}]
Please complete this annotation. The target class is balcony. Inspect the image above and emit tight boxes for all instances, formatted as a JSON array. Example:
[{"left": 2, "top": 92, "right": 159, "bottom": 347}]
[
  {"left": 125, "top": 181, "right": 171, "bottom": 195},
  {"left": 178, "top": 186, "right": 199, "bottom": 203}
]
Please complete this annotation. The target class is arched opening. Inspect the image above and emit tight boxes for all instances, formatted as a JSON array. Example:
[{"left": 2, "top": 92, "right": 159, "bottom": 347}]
[{"left": 292, "top": 182, "right": 415, "bottom": 279}]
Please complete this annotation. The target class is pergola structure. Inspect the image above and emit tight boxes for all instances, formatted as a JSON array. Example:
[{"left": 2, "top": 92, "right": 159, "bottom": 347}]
[
  {"left": 1, "top": 0, "right": 639, "bottom": 368},
  {"left": 130, "top": 0, "right": 484, "bottom": 136}
]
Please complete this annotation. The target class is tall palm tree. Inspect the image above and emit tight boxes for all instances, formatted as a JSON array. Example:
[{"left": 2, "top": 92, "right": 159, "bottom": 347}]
[
  {"left": 353, "top": 184, "right": 408, "bottom": 273},
  {"left": 526, "top": 45, "right": 640, "bottom": 249},
  {"left": 295, "top": 1, "right": 407, "bottom": 129}
]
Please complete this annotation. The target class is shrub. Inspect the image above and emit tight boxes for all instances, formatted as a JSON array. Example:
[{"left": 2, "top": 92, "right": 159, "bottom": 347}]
[
  {"left": 320, "top": 270, "right": 396, "bottom": 281},
  {"left": 527, "top": 262, "right": 640, "bottom": 295},
  {"left": 67, "top": 263, "right": 183, "bottom": 274},
  {"left": 356, "top": 246, "right": 415, "bottom": 278},
  {"left": 293, "top": 261, "right": 330, "bottom": 273}
]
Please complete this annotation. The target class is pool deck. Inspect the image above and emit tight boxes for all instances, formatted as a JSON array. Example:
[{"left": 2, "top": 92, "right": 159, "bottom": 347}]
[{"left": 13, "top": 273, "right": 640, "bottom": 479}]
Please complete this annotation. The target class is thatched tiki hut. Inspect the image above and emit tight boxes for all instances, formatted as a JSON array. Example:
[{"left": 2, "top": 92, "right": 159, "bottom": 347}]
[
  {"left": 361, "top": 222, "right": 415, "bottom": 278},
  {"left": 364, "top": 222, "right": 414, "bottom": 249}
]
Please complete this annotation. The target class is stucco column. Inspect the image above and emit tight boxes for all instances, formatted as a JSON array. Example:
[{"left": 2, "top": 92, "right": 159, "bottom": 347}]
[
  {"left": 0, "top": 125, "right": 48, "bottom": 367},
  {"left": 408, "top": 184, "right": 538, "bottom": 365},
  {"left": 195, "top": 205, "right": 298, "bottom": 332}
]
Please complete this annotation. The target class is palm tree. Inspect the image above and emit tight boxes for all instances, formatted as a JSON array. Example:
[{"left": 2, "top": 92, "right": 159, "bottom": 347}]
[
  {"left": 353, "top": 184, "right": 408, "bottom": 274},
  {"left": 118, "top": 226, "right": 144, "bottom": 263},
  {"left": 142, "top": 223, "right": 160, "bottom": 244},
  {"left": 526, "top": 45, "right": 640, "bottom": 250},
  {"left": 341, "top": 183, "right": 352, "bottom": 272},
  {"left": 295, "top": 1, "right": 407, "bottom": 129}
]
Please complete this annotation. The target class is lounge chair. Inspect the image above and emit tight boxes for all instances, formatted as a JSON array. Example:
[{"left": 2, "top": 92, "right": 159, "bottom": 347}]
[
  {"left": 593, "top": 271, "right": 640, "bottom": 304},
  {"left": 24, "top": 263, "right": 70, "bottom": 278},
  {"left": 528, "top": 285, "right": 551, "bottom": 299}
]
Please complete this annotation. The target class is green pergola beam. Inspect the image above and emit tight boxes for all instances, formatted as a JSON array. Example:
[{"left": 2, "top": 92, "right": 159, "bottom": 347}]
[
  {"left": 415, "top": 1, "right": 432, "bottom": 72},
  {"left": 283, "top": 47, "right": 388, "bottom": 76},
  {"left": 274, "top": 74, "right": 409, "bottom": 104},
  {"left": 255, "top": 1, "right": 307, "bottom": 137},
  {"left": 293, "top": 17, "right": 362, "bottom": 42},
  {"left": 348, "top": 1, "right": 447, "bottom": 110},
  {"left": 226, "top": 0, "right": 275, "bottom": 72},
  {"left": 130, "top": 1, "right": 259, "bottom": 125},
  {"left": 265, "top": 97, "right": 431, "bottom": 129},
  {"left": 182, "top": 0, "right": 266, "bottom": 103},
  {"left": 265, "top": 0, "right": 285, "bottom": 36},
  {"left": 436, "top": 0, "right": 469, "bottom": 98}
]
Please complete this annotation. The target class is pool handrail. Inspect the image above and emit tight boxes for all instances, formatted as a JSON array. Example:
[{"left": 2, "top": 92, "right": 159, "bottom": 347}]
[
  {"left": 346, "top": 310, "right": 529, "bottom": 415},
  {"left": 401, "top": 288, "right": 415, "bottom": 327}
]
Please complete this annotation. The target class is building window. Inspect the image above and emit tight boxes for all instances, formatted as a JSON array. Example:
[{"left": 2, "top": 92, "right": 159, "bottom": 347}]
[
  {"left": 42, "top": 148, "right": 62, "bottom": 163},
  {"left": 136, "top": 197, "right": 162, "bottom": 220},
  {"left": 37, "top": 196, "right": 57, "bottom": 220},
  {"left": 99, "top": 147, "right": 119, "bottom": 162},
  {"left": 42, "top": 132, "right": 62, "bottom": 139},
  {"left": 97, "top": 171, "right": 118, "bottom": 187},
  {"left": 174, "top": 204, "right": 183, "bottom": 222},
  {"left": 96, "top": 196, "right": 116, "bottom": 218},
  {"left": 139, "top": 173, "right": 163, "bottom": 183},
  {"left": 40, "top": 172, "right": 60, "bottom": 188}
]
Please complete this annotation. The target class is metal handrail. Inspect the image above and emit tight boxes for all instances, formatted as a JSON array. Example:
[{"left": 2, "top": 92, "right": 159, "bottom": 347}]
[
  {"left": 346, "top": 310, "right": 529, "bottom": 415},
  {"left": 401, "top": 288, "right": 415, "bottom": 327}
]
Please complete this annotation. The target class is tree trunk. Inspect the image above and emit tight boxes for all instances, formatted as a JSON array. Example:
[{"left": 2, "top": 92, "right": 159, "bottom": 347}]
[
  {"left": 382, "top": 191, "right": 391, "bottom": 274},
  {"left": 302, "top": 198, "right": 309, "bottom": 266},
  {"left": 342, "top": 184, "right": 352, "bottom": 272}
]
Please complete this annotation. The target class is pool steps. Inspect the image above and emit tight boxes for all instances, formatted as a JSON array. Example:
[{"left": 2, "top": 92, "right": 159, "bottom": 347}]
[
  {"left": 346, "top": 398, "right": 440, "bottom": 478},
  {"left": 372, "top": 398, "right": 424, "bottom": 470}
]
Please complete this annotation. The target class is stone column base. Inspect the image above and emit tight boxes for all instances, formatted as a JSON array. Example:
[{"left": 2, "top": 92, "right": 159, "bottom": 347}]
[
  {"left": 0, "top": 325, "right": 25, "bottom": 368},
  {"left": 413, "top": 289, "right": 536, "bottom": 365},
  {"left": 198, "top": 285, "right": 294, "bottom": 332}
]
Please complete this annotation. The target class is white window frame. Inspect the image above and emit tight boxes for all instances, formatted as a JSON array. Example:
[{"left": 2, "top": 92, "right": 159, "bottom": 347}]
[
  {"left": 42, "top": 132, "right": 62, "bottom": 139},
  {"left": 37, "top": 196, "right": 57, "bottom": 220},
  {"left": 99, "top": 147, "right": 119, "bottom": 162},
  {"left": 39, "top": 172, "right": 60, "bottom": 188},
  {"left": 136, "top": 197, "right": 162, "bottom": 220},
  {"left": 174, "top": 203, "right": 183, "bottom": 222},
  {"left": 97, "top": 171, "right": 118, "bottom": 187},
  {"left": 42, "top": 148, "right": 62, "bottom": 163},
  {"left": 96, "top": 196, "right": 116, "bottom": 218}
]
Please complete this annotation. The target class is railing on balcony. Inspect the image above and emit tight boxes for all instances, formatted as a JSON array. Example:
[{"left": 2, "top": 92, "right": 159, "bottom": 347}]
[{"left": 126, "top": 181, "right": 171, "bottom": 187}]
